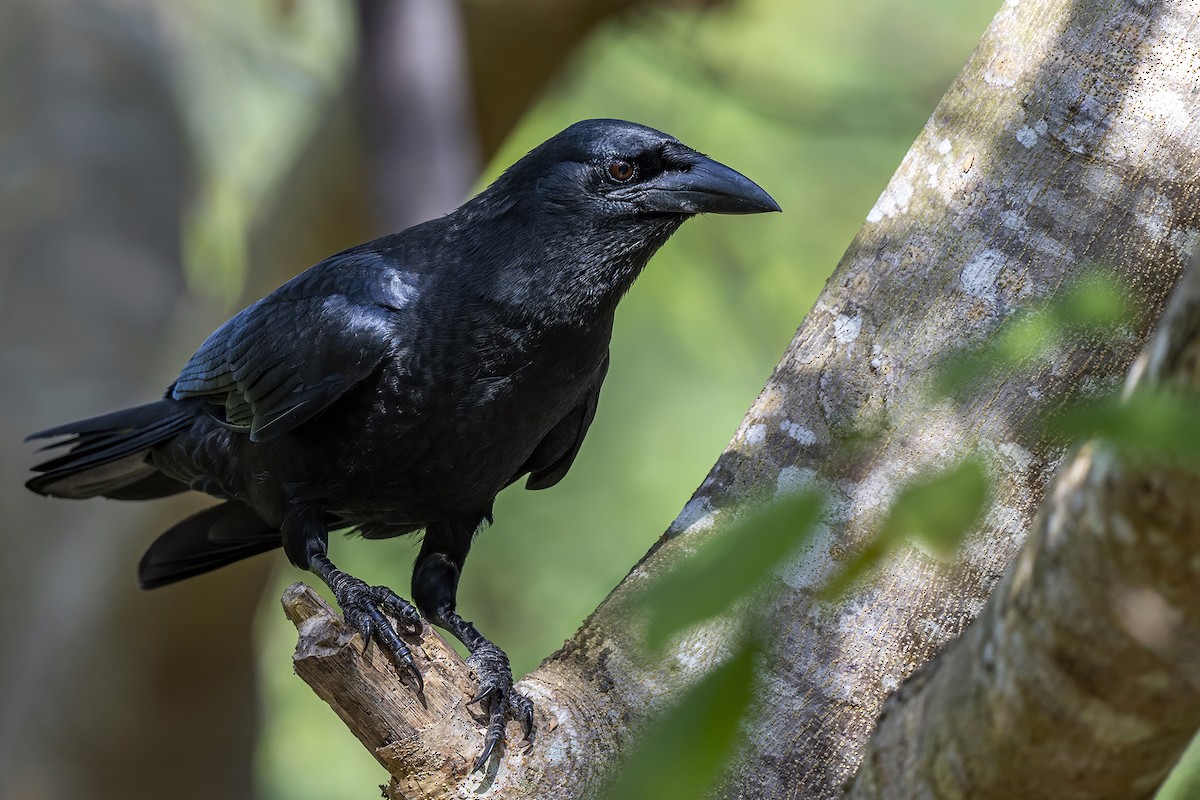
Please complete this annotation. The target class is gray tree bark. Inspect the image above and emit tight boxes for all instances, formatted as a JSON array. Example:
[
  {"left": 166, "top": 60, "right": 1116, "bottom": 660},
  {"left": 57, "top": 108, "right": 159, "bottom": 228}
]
[
  {"left": 846, "top": 255, "right": 1200, "bottom": 800},
  {"left": 282, "top": 0, "right": 1200, "bottom": 798}
]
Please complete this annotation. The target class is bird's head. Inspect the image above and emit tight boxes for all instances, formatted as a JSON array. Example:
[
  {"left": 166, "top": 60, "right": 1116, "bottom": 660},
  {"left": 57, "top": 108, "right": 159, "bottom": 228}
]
[
  {"left": 455, "top": 119, "right": 779, "bottom": 320},
  {"left": 498, "top": 118, "right": 781, "bottom": 220}
]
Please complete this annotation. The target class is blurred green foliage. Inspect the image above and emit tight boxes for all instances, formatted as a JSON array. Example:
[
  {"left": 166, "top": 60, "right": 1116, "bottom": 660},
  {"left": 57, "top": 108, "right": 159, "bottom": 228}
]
[
  {"left": 601, "top": 639, "right": 759, "bottom": 800},
  {"left": 821, "top": 458, "right": 988, "bottom": 599},
  {"left": 609, "top": 267, "right": 1191, "bottom": 800},
  {"left": 171, "top": 0, "right": 352, "bottom": 306},
  {"left": 936, "top": 269, "right": 1135, "bottom": 398},
  {"left": 619, "top": 457, "right": 980, "bottom": 796},
  {"left": 1160, "top": 734, "right": 1200, "bottom": 800},
  {"left": 640, "top": 490, "right": 822, "bottom": 650},
  {"left": 1051, "top": 388, "right": 1200, "bottom": 469},
  {"left": 892, "top": 460, "right": 988, "bottom": 556}
]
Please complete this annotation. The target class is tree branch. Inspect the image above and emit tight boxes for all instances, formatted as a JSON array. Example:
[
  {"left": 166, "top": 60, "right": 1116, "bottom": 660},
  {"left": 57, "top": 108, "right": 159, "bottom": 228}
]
[
  {"left": 846, "top": 257, "right": 1200, "bottom": 800},
  {"left": 283, "top": 584, "right": 499, "bottom": 795}
]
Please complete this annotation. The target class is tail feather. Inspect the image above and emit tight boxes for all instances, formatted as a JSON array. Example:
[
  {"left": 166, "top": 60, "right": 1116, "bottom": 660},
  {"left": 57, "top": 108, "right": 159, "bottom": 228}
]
[
  {"left": 26, "top": 400, "right": 178, "bottom": 441},
  {"left": 138, "top": 501, "right": 280, "bottom": 589},
  {"left": 26, "top": 399, "right": 195, "bottom": 499},
  {"left": 32, "top": 415, "right": 189, "bottom": 474}
]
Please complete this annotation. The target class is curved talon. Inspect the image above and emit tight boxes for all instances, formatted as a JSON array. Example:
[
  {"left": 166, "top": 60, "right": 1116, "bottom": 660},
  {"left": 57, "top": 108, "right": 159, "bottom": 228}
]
[
  {"left": 468, "top": 685, "right": 497, "bottom": 707},
  {"left": 368, "top": 607, "right": 424, "bottom": 691},
  {"left": 401, "top": 659, "right": 424, "bottom": 694},
  {"left": 465, "top": 647, "right": 535, "bottom": 772},
  {"left": 357, "top": 615, "right": 375, "bottom": 657},
  {"left": 433, "top": 609, "right": 536, "bottom": 771},
  {"left": 472, "top": 691, "right": 508, "bottom": 773},
  {"left": 514, "top": 695, "right": 535, "bottom": 741},
  {"left": 472, "top": 728, "right": 500, "bottom": 774}
]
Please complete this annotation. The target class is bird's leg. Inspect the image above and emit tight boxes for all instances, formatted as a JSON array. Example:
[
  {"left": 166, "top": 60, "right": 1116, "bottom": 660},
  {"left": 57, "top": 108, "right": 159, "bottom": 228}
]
[
  {"left": 283, "top": 507, "right": 424, "bottom": 691},
  {"left": 414, "top": 518, "right": 534, "bottom": 772}
]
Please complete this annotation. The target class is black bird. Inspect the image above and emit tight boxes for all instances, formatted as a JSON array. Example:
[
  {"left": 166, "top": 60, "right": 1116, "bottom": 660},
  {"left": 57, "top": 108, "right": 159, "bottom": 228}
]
[{"left": 25, "top": 119, "right": 779, "bottom": 768}]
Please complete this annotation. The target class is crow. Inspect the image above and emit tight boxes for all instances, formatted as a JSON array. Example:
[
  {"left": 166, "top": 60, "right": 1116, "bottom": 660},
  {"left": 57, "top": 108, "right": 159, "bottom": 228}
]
[{"left": 25, "top": 118, "right": 779, "bottom": 769}]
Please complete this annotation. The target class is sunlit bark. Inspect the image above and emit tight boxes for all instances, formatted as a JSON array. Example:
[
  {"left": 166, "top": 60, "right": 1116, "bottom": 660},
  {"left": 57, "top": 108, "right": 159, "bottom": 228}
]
[{"left": 848, "top": 256, "right": 1200, "bottom": 799}]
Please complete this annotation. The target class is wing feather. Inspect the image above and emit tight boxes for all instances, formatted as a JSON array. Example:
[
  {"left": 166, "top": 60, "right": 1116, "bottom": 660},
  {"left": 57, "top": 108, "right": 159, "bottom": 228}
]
[
  {"left": 171, "top": 252, "right": 418, "bottom": 441},
  {"left": 523, "top": 354, "right": 609, "bottom": 490}
]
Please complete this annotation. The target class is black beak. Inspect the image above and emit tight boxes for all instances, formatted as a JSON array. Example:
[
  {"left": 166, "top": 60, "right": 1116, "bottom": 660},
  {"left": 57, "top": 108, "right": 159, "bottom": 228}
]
[{"left": 623, "top": 154, "right": 781, "bottom": 215}]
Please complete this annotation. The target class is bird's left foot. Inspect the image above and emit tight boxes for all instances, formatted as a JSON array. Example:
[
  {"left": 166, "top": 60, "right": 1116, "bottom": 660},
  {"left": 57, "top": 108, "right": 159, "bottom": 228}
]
[
  {"left": 309, "top": 554, "right": 425, "bottom": 691},
  {"left": 466, "top": 640, "right": 534, "bottom": 772},
  {"left": 341, "top": 582, "right": 425, "bottom": 692}
]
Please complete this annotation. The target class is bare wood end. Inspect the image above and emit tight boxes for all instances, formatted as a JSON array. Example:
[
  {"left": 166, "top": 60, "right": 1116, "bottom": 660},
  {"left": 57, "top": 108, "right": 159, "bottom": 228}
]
[{"left": 281, "top": 582, "right": 492, "bottom": 799}]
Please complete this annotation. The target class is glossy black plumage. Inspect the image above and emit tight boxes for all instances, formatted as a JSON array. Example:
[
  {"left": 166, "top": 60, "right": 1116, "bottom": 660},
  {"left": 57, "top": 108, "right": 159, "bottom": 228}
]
[{"left": 26, "top": 118, "right": 779, "bottom": 768}]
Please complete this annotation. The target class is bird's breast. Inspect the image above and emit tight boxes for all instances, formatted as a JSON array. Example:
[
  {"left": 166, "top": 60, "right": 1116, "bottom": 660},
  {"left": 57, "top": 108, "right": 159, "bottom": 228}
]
[{"left": 309, "top": 321, "right": 609, "bottom": 523}]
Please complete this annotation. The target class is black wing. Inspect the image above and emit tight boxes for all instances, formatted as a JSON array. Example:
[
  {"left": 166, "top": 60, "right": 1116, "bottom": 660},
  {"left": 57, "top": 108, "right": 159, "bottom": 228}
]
[
  {"left": 171, "top": 251, "right": 418, "bottom": 442},
  {"left": 522, "top": 355, "right": 608, "bottom": 490}
]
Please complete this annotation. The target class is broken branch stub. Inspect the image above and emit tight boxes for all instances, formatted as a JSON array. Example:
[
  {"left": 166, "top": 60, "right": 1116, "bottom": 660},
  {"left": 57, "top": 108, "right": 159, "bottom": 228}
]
[{"left": 282, "top": 583, "right": 499, "bottom": 798}]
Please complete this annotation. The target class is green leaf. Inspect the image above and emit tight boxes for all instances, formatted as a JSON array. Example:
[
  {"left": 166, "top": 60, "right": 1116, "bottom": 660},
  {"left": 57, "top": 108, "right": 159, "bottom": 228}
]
[
  {"left": 818, "top": 535, "right": 892, "bottom": 600},
  {"left": 884, "top": 458, "right": 988, "bottom": 554},
  {"left": 1048, "top": 389, "right": 1200, "bottom": 468},
  {"left": 934, "top": 270, "right": 1133, "bottom": 398},
  {"left": 992, "top": 309, "right": 1058, "bottom": 364},
  {"left": 642, "top": 491, "right": 823, "bottom": 650},
  {"left": 821, "top": 459, "right": 988, "bottom": 599},
  {"left": 1055, "top": 271, "right": 1130, "bottom": 330},
  {"left": 601, "top": 640, "right": 758, "bottom": 800},
  {"left": 934, "top": 309, "right": 1058, "bottom": 397}
]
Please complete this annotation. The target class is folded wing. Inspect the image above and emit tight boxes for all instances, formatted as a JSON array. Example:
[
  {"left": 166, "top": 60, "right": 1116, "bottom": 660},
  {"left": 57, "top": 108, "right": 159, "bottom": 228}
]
[{"left": 172, "top": 252, "right": 418, "bottom": 442}]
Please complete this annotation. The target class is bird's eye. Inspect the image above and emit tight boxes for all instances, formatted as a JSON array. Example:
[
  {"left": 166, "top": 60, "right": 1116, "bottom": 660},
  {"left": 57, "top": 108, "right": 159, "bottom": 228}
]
[{"left": 607, "top": 159, "right": 637, "bottom": 183}]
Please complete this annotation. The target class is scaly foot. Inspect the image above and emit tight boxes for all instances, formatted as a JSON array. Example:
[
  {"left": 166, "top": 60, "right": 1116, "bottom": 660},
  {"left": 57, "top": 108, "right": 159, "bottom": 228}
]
[
  {"left": 311, "top": 554, "right": 424, "bottom": 691},
  {"left": 465, "top": 641, "right": 534, "bottom": 772}
]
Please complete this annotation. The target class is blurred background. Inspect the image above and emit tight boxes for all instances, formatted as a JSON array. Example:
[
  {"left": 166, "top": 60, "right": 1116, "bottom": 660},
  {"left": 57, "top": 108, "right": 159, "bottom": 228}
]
[{"left": 0, "top": 0, "right": 1023, "bottom": 798}]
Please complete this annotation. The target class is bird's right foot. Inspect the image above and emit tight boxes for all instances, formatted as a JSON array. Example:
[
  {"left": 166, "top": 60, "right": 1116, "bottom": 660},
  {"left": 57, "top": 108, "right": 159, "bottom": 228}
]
[
  {"left": 466, "top": 639, "right": 535, "bottom": 772},
  {"left": 428, "top": 607, "right": 534, "bottom": 772},
  {"left": 310, "top": 554, "right": 425, "bottom": 692}
]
